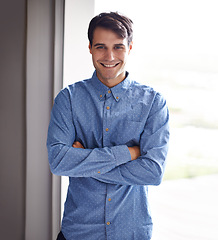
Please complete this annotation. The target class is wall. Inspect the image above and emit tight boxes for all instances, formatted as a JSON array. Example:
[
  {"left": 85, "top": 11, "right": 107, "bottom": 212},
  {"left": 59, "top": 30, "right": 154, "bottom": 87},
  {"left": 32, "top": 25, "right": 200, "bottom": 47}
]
[
  {"left": 25, "top": 0, "right": 54, "bottom": 239},
  {"left": 0, "top": 0, "right": 27, "bottom": 239},
  {"left": 63, "top": 0, "right": 95, "bottom": 86},
  {"left": 0, "top": 0, "right": 56, "bottom": 239}
]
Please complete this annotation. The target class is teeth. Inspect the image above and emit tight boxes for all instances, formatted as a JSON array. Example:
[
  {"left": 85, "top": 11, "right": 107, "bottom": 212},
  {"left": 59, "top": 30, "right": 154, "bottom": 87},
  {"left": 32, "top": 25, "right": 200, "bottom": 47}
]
[{"left": 102, "top": 63, "right": 118, "bottom": 68}]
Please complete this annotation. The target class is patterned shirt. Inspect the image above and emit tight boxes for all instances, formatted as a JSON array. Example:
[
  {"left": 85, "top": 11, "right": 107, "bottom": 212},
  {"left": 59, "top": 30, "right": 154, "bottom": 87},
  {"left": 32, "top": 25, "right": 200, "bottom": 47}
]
[{"left": 47, "top": 71, "right": 170, "bottom": 240}]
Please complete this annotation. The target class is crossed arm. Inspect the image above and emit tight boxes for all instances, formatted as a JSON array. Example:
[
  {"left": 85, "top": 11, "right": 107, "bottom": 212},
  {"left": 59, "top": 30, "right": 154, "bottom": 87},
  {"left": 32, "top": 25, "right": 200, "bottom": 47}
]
[
  {"left": 73, "top": 141, "right": 141, "bottom": 161},
  {"left": 47, "top": 89, "right": 169, "bottom": 186}
]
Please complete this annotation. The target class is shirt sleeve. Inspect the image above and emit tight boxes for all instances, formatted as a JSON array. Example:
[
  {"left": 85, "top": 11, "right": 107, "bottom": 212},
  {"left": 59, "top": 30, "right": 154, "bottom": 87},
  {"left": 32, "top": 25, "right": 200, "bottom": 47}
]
[
  {"left": 47, "top": 89, "right": 131, "bottom": 177},
  {"left": 92, "top": 93, "right": 170, "bottom": 186}
]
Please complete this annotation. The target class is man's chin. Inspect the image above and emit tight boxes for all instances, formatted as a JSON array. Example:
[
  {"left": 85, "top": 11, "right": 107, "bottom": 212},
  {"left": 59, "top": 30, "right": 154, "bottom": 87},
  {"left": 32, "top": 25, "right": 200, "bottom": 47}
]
[{"left": 97, "top": 71, "right": 126, "bottom": 86}]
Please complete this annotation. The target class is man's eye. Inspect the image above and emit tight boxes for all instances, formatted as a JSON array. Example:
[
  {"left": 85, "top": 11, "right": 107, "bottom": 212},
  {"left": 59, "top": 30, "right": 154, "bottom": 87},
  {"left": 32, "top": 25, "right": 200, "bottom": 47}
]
[
  {"left": 115, "top": 46, "right": 123, "bottom": 50},
  {"left": 96, "top": 46, "right": 104, "bottom": 49}
]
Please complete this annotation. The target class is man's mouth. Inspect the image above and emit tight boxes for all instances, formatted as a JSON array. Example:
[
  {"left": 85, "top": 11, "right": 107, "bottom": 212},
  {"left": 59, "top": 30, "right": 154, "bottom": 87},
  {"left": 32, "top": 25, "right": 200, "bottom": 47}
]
[{"left": 100, "top": 62, "right": 120, "bottom": 68}]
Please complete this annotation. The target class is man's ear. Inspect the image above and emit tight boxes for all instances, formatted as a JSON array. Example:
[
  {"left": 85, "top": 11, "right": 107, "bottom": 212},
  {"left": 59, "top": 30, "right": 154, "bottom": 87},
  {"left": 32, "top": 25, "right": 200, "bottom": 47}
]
[
  {"left": 88, "top": 42, "right": 92, "bottom": 54},
  {"left": 128, "top": 41, "right": 133, "bottom": 54}
]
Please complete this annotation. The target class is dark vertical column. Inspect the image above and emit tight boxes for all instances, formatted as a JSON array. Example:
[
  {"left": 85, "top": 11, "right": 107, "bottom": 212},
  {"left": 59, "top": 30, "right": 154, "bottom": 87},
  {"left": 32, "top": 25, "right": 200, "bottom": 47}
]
[{"left": 0, "top": 0, "right": 27, "bottom": 239}]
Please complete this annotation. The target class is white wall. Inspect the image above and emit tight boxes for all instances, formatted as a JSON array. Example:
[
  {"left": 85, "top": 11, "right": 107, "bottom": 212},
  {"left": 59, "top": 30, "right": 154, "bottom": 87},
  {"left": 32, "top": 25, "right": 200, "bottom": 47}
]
[{"left": 63, "top": 0, "right": 95, "bottom": 87}]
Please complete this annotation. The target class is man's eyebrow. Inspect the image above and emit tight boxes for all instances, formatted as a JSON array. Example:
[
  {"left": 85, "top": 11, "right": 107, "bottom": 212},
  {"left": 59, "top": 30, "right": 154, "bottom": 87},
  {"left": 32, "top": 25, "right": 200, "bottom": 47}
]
[
  {"left": 93, "top": 43, "right": 105, "bottom": 47},
  {"left": 114, "top": 43, "right": 125, "bottom": 46},
  {"left": 93, "top": 43, "right": 125, "bottom": 47}
]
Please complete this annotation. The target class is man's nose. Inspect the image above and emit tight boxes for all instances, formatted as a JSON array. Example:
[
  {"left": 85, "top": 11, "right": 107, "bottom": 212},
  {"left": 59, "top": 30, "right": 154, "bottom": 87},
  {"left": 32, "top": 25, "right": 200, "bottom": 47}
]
[{"left": 105, "top": 49, "right": 115, "bottom": 61}]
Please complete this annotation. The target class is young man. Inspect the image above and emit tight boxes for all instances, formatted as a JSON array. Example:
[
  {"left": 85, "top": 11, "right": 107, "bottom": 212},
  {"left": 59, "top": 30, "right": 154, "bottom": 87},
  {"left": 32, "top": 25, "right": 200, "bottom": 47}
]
[{"left": 47, "top": 12, "right": 170, "bottom": 240}]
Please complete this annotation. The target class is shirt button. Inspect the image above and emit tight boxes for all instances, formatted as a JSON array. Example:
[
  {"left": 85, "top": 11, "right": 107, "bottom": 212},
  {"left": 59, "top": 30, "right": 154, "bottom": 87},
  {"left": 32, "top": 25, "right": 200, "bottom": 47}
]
[
  {"left": 106, "top": 222, "right": 111, "bottom": 225},
  {"left": 116, "top": 96, "right": 119, "bottom": 100},
  {"left": 98, "top": 171, "right": 100, "bottom": 174},
  {"left": 100, "top": 94, "right": 102, "bottom": 98},
  {"left": 105, "top": 128, "right": 109, "bottom": 132},
  {"left": 108, "top": 90, "right": 111, "bottom": 94},
  {"left": 106, "top": 106, "right": 110, "bottom": 110},
  {"left": 108, "top": 198, "right": 111, "bottom": 202}
]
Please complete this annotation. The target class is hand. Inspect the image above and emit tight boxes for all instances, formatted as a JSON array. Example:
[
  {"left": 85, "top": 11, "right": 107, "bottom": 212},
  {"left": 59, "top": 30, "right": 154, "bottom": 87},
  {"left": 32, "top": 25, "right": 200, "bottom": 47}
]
[
  {"left": 72, "top": 141, "right": 85, "bottom": 149},
  {"left": 128, "top": 146, "right": 140, "bottom": 160}
]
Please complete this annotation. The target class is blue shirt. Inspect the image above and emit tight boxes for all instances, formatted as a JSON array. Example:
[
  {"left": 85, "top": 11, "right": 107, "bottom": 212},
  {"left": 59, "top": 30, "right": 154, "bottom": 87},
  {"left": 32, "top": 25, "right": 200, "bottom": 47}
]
[{"left": 47, "top": 71, "right": 170, "bottom": 240}]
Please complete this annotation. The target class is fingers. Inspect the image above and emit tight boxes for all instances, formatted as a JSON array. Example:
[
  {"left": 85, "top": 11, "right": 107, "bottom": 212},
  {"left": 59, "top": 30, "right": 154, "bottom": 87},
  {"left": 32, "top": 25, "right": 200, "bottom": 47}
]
[
  {"left": 128, "top": 146, "right": 140, "bottom": 160},
  {"left": 72, "top": 141, "right": 85, "bottom": 149}
]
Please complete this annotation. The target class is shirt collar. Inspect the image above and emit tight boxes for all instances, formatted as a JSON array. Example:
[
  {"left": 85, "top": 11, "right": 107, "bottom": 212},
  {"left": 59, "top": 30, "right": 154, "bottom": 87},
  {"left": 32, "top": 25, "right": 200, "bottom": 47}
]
[{"left": 91, "top": 71, "right": 131, "bottom": 102}]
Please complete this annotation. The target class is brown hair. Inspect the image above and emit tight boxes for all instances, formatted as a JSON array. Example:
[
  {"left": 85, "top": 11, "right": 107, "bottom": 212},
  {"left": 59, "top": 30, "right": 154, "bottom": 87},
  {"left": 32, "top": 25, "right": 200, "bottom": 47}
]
[{"left": 88, "top": 12, "right": 133, "bottom": 47}]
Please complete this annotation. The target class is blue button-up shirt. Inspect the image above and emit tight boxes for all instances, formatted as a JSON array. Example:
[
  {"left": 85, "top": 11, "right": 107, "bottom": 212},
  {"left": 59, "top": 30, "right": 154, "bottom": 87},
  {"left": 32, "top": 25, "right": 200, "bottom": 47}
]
[{"left": 47, "top": 71, "right": 170, "bottom": 240}]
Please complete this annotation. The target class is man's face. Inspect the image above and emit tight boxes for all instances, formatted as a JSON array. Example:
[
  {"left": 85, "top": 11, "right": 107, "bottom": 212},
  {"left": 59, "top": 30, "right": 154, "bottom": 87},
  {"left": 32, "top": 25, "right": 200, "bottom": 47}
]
[{"left": 89, "top": 27, "right": 133, "bottom": 88}]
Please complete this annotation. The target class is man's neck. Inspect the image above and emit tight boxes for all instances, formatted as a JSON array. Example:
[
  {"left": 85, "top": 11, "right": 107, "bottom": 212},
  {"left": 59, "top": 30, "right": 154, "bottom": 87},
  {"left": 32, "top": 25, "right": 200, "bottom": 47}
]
[{"left": 97, "top": 72, "right": 126, "bottom": 88}]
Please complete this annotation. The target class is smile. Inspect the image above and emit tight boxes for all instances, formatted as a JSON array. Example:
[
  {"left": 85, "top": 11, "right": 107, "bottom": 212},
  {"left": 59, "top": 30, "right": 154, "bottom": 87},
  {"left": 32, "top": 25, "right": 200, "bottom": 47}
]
[{"left": 100, "top": 63, "right": 120, "bottom": 68}]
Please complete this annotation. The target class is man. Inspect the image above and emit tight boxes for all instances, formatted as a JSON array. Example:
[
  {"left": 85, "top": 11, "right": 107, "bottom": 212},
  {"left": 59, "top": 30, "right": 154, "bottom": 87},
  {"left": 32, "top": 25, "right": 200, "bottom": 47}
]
[{"left": 47, "top": 12, "right": 170, "bottom": 240}]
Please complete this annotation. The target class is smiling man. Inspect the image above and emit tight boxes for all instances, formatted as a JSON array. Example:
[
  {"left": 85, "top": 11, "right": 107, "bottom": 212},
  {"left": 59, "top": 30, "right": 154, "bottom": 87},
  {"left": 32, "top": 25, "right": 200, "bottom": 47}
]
[
  {"left": 47, "top": 12, "right": 170, "bottom": 240},
  {"left": 89, "top": 27, "right": 132, "bottom": 87}
]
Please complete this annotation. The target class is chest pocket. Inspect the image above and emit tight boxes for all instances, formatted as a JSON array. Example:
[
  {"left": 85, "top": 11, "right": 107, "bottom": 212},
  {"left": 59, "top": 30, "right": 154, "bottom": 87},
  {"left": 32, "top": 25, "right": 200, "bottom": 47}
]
[
  {"left": 127, "top": 103, "right": 144, "bottom": 122},
  {"left": 113, "top": 102, "right": 144, "bottom": 123}
]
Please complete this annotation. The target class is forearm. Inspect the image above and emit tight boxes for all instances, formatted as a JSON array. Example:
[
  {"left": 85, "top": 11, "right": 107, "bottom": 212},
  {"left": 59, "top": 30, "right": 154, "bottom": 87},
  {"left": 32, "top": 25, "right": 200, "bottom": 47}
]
[
  {"left": 72, "top": 141, "right": 161, "bottom": 186},
  {"left": 47, "top": 142, "right": 131, "bottom": 177},
  {"left": 57, "top": 142, "right": 140, "bottom": 180},
  {"left": 73, "top": 141, "right": 140, "bottom": 160},
  {"left": 92, "top": 149, "right": 166, "bottom": 186}
]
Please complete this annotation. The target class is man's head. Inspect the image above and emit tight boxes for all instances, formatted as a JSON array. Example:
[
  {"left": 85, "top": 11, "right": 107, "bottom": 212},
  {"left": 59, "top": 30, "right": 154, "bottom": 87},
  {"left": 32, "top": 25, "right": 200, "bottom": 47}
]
[
  {"left": 88, "top": 12, "right": 134, "bottom": 87},
  {"left": 88, "top": 12, "right": 133, "bottom": 47}
]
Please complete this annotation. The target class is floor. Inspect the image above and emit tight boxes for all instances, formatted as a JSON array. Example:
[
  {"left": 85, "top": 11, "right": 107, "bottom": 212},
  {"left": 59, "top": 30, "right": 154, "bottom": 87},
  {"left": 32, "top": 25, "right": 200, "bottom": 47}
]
[{"left": 149, "top": 174, "right": 218, "bottom": 240}]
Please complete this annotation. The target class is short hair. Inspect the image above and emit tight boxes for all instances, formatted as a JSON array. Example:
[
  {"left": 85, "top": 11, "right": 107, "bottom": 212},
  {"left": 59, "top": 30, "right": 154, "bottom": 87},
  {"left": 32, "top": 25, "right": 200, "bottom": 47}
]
[{"left": 88, "top": 12, "right": 133, "bottom": 47}]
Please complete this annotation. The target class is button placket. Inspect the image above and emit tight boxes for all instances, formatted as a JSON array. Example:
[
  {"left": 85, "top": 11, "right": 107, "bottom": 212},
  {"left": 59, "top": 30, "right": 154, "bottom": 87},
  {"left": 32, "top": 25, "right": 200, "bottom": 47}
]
[
  {"left": 102, "top": 94, "right": 112, "bottom": 146},
  {"left": 105, "top": 185, "right": 114, "bottom": 239}
]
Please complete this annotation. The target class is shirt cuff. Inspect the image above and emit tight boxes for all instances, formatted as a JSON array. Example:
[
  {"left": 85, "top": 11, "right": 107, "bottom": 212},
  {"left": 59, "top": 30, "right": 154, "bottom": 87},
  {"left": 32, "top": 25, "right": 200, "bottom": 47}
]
[{"left": 111, "top": 145, "right": 131, "bottom": 166}]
